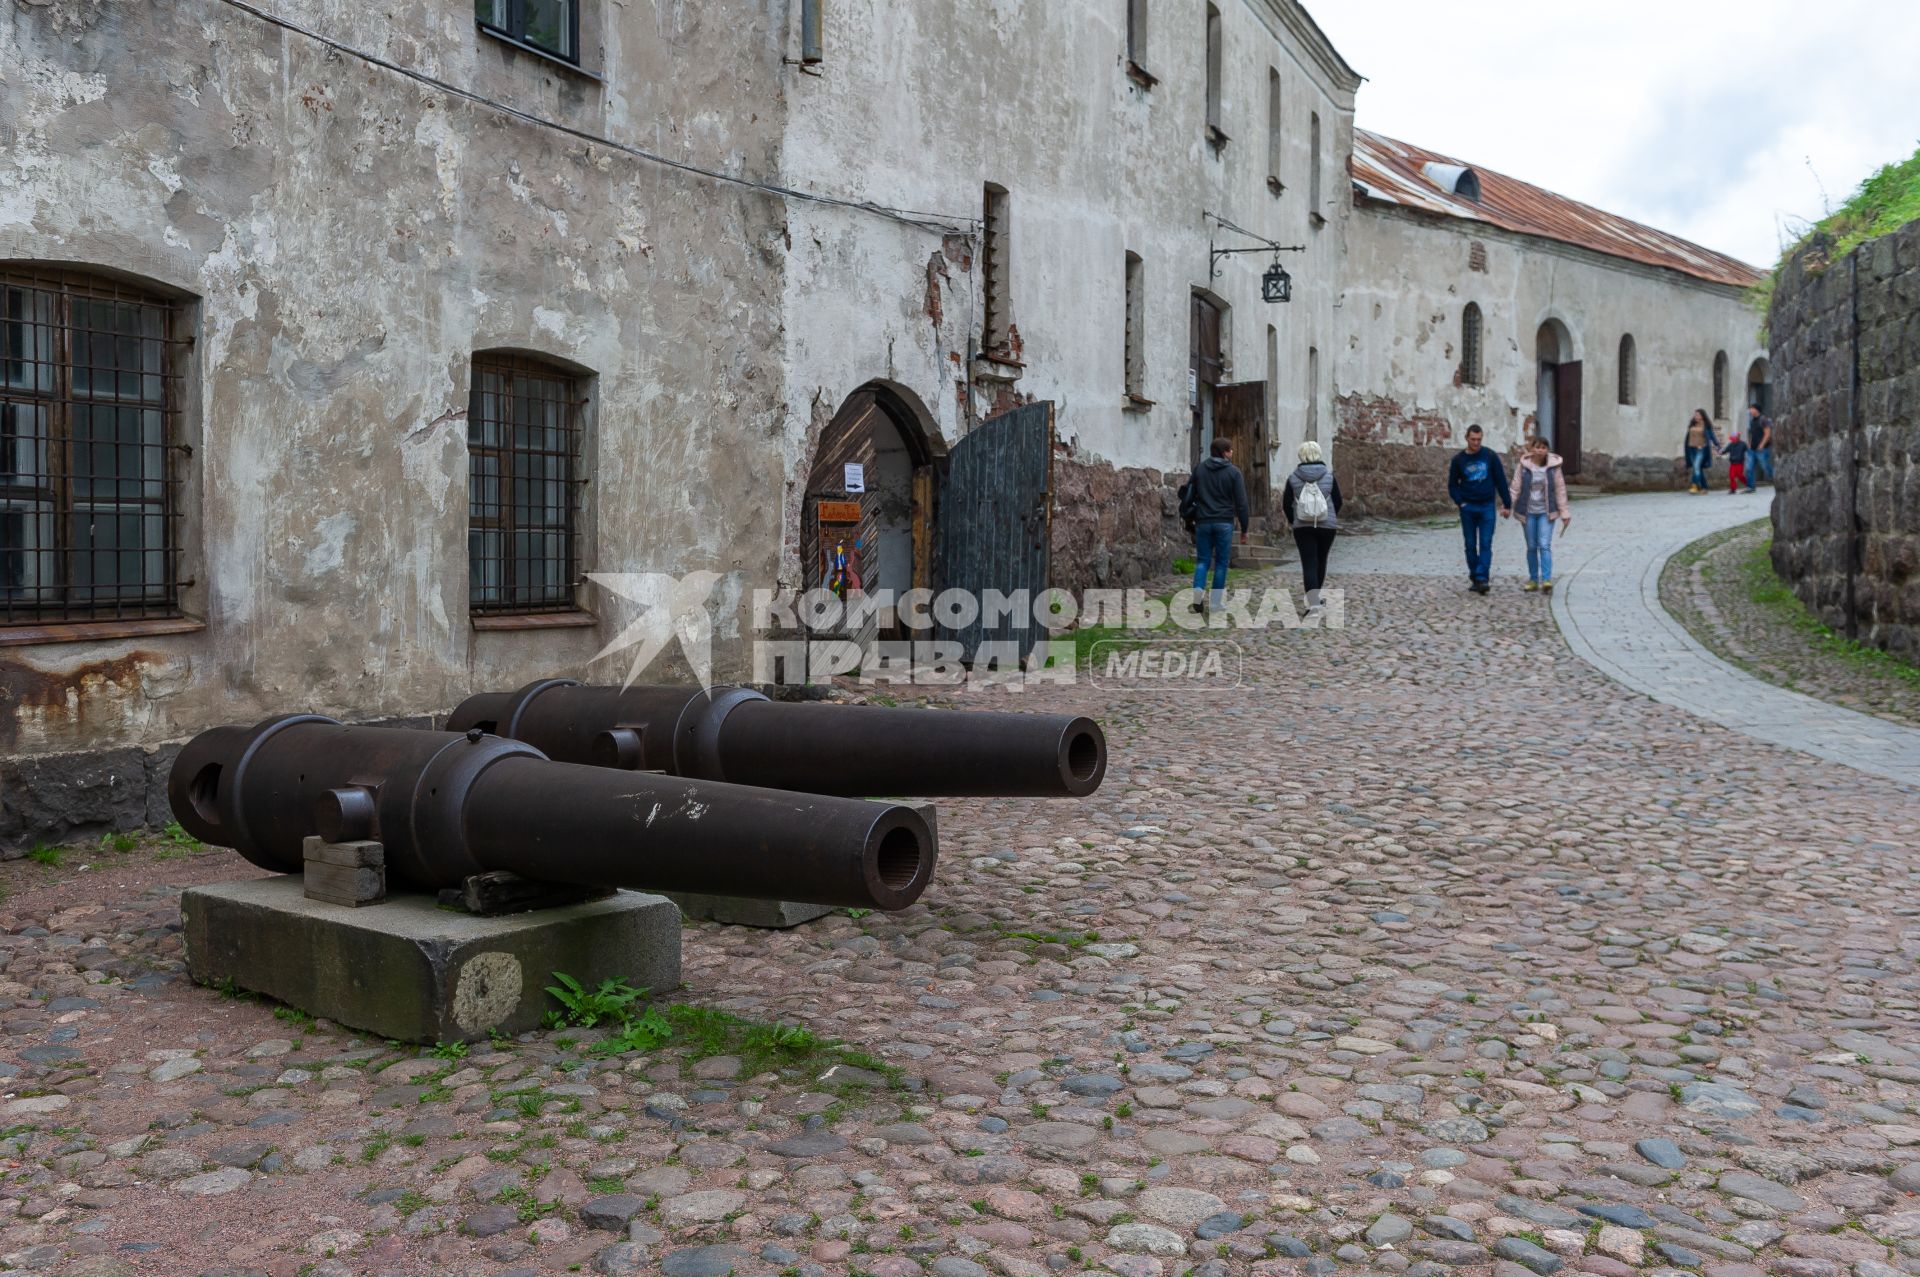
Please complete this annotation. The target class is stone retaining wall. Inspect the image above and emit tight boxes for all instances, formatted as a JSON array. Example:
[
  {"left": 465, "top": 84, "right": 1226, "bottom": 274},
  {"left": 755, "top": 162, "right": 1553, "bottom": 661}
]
[
  {"left": 1769, "top": 222, "right": 1920, "bottom": 661},
  {"left": 1050, "top": 453, "right": 1180, "bottom": 591}
]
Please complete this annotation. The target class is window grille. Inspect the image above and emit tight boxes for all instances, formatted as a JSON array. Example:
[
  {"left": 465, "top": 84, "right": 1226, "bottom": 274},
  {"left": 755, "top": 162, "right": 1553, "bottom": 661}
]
[
  {"left": 468, "top": 353, "right": 584, "bottom": 615},
  {"left": 1, "top": 267, "right": 186, "bottom": 626}
]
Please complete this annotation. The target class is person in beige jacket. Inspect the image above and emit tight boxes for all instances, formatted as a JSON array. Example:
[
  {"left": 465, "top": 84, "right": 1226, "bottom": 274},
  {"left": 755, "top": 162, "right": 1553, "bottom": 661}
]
[{"left": 1509, "top": 436, "right": 1571, "bottom": 592}]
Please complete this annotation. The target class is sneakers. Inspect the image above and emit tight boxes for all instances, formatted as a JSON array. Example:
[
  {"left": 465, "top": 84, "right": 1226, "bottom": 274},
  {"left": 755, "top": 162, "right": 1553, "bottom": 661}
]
[
  {"left": 1471, "top": 581, "right": 1490, "bottom": 595},
  {"left": 1524, "top": 580, "right": 1540, "bottom": 592},
  {"left": 1542, "top": 579, "right": 1554, "bottom": 593},
  {"left": 1688, "top": 484, "right": 1700, "bottom": 493}
]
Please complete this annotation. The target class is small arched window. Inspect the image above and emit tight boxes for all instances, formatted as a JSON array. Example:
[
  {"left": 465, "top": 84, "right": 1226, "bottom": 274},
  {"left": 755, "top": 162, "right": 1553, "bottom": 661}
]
[
  {"left": 1460, "top": 303, "right": 1483, "bottom": 386},
  {"left": 1618, "top": 334, "right": 1636, "bottom": 405},
  {"left": 1713, "top": 350, "right": 1729, "bottom": 420}
]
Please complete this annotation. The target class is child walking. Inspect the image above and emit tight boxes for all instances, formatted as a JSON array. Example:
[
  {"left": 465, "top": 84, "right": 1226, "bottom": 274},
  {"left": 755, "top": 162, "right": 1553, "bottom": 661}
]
[
  {"left": 1509, "top": 436, "right": 1571, "bottom": 592},
  {"left": 1722, "top": 434, "right": 1750, "bottom": 495}
]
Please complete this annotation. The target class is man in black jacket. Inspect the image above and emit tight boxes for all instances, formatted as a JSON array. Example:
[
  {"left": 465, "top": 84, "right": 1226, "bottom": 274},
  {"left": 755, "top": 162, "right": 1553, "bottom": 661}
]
[
  {"left": 1447, "top": 425, "right": 1511, "bottom": 594},
  {"left": 1181, "top": 438, "right": 1250, "bottom": 612}
]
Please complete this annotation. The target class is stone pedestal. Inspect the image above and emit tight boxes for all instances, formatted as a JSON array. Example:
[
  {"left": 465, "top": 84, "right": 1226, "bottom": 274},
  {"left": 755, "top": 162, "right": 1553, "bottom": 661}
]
[{"left": 182, "top": 877, "right": 680, "bottom": 1043}]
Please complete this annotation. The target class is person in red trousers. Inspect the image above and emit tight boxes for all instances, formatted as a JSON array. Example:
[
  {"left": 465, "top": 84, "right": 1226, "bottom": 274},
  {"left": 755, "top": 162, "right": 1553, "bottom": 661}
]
[{"left": 1722, "top": 435, "right": 1750, "bottom": 495}]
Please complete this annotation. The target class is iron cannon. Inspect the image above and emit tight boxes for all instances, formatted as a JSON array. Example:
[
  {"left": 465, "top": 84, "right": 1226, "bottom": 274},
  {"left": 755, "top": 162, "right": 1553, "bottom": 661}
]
[
  {"left": 167, "top": 716, "right": 935, "bottom": 909},
  {"left": 446, "top": 681, "right": 1107, "bottom": 799}
]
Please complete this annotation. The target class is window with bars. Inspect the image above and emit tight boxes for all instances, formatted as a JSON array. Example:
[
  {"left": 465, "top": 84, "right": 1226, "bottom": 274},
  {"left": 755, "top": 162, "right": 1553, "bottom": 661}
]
[
  {"left": 1618, "top": 334, "right": 1637, "bottom": 405},
  {"left": 1713, "top": 350, "right": 1729, "bottom": 419},
  {"left": 1123, "top": 251, "right": 1146, "bottom": 398},
  {"left": 1460, "top": 303, "right": 1483, "bottom": 386},
  {"left": 981, "top": 184, "right": 1016, "bottom": 360},
  {"left": 475, "top": 0, "right": 579, "bottom": 63},
  {"left": 1, "top": 267, "right": 185, "bottom": 628},
  {"left": 468, "top": 354, "right": 585, "bottom": 616}
]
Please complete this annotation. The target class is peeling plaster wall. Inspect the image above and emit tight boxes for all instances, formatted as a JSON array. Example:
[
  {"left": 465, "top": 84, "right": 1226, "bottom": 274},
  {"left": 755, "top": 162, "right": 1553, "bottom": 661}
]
[
  {"left": 0, "top": 0, "right": 790, "bottom": 768},
  {"left": 1337, "top": 204, "right": 1765, "bottom": 514},
  {"left": 778, "top": 0, "right": 1357, "bottom": 580}
]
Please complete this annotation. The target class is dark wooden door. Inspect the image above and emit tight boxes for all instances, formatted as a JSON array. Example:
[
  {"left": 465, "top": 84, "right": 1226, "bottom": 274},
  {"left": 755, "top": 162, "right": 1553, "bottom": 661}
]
[
  {"left": 1212, "top": 380, "right": 1269, "bottom": 516},
  {"left": 1555, "top": 360, "right": 1583, "bottom": 476},
  {"left": 936, "top": 402, "right": 1053, "bottom": 662}
]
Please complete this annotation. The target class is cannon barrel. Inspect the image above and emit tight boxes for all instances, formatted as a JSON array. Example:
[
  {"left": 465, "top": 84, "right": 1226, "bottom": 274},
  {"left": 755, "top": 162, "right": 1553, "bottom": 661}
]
[
  {"left": 166, "top": 716, "right": 935, "bottom": 909},
  {"left": 446, "top": 681, "right": 1108, "bottom": 798}
]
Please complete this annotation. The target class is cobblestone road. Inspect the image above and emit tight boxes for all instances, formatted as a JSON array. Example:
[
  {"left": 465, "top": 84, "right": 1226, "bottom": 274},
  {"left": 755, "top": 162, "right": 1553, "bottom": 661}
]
[{"left": 5, "top": 500, "right": 1920, "bottom": 1277}]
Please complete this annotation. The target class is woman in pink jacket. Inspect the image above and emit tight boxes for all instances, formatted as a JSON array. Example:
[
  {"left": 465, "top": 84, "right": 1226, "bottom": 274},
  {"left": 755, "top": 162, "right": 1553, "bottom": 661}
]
[{"left": 1509, "top": 436, "right": 1571, "bottom": 592}]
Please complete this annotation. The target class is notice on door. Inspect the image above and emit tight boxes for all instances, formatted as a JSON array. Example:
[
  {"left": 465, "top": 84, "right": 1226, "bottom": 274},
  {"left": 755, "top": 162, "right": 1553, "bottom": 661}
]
[{"left": 843, "top": 463, "right": 866, "bottom": 493}]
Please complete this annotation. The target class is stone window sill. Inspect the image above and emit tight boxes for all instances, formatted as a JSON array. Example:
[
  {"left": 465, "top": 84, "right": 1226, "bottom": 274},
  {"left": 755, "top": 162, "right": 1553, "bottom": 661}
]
[
  {"left": 0, "top": 616, "right": 205, "bottom": 648},
  {"left": 1268, "top": 176, "right": 1285, "bottom": 196},
  {"left": 1122, "top": 394, "right": 1156, "bottom": 412},
  {"left": 472, "top": 610, "right": 599, "bottom": 632},
  {"left": 1206, "top": 124, "right": 1231, "bottom": 151},
  {"left": 477, "top": 26, "right": 605, "bottom": 84},
  {"left": 1126, "top": 61, "right": 1158, "bottom": 90},
  {"left": 972, "top": 354, "right": 1025, "bottom": 384}
]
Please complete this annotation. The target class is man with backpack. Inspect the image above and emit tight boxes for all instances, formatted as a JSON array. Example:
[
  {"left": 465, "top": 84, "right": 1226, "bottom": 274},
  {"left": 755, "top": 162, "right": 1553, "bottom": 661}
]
[
  {"left": 1179, "top": 438, "right": 1250, "bottom": 613},
  {"left": 1447, "top": 424, "right": 1511, "bottom": 595}
]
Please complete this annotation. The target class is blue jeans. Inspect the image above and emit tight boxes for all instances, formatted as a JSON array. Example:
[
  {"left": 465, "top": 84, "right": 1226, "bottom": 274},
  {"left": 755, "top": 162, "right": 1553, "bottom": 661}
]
[
  {"left": 1193, "top": 521, "right": 1233, "bottom": 595},
  {"left": 1749, "top": 446, "right": 1773, "bottom": 486},
  {"left": 1686, "top": 446, "right": 1709, "bottom": 488},
  {"left": 1524, "top": 514, "right": 1555, "bottom": 583},
  {"left": 1458, "top": 501, "right": 1498, "bottom": 583}
]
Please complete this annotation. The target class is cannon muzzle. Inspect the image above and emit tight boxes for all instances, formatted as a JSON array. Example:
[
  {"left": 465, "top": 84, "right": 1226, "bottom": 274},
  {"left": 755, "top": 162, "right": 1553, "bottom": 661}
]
[
  {"left": 168, "top": 717, "right": 935, "bottom": 910},
  {"left": 446, "top": 681, "right": 1108, "bottom": 798}
]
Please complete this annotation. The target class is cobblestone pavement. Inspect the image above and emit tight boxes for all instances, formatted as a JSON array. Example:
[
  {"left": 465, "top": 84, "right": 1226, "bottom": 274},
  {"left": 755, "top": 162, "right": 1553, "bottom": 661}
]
[
  {"left": 1336, "top": 490, "right": 1920, "bottom": 788},
  {"left": 1659, "top": 522, "right": 1920, "bottom": 730},
  {"left": 6, "top": 524, "right": 1920, "bottom": 1277}
]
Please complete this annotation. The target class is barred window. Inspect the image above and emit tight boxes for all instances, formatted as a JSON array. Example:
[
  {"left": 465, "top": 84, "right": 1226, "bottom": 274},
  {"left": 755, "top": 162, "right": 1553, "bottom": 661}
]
[
  {"left": 468, "top": 353, "right": 585, "bottom": 616},
  {"left": 1, "top": 267, "right": 185, "bottom": 627},
  {"left": 1713, "top": 350, "right": 1729, "bottom": 419},
  {"left": 1618, "top": 334, "right": 1637, "bottom": 405},
  {"left": 1460, "top": 303, "right": 1483, "bottom": 386}
]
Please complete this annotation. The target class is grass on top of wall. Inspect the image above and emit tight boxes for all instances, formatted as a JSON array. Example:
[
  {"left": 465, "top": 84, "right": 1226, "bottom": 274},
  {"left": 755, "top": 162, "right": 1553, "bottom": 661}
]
[{"left": 1753, "top": 142, "right": 1920, "bottom": 320}]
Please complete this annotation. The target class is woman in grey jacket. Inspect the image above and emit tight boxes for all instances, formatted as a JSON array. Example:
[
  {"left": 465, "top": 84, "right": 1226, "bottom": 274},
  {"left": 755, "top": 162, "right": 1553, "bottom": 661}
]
[{"left": 1281, "top": 441, "right": 1344, "bottom": 605}]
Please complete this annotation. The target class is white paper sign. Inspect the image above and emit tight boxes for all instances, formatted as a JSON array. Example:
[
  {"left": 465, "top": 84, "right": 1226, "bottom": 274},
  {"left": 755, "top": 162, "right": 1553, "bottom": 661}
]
[{"left": 843, "top": 463, "right": 866, "bottom": 493}]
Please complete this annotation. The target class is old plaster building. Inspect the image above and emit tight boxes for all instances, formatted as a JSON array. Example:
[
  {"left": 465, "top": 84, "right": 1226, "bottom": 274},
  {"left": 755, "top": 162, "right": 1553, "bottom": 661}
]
[
  {"left": 2, "top": 0, "right": 1764, "bottom": 845},
  {"left": 1337, "top": 131, "right": 1768, "bottom": 515}
]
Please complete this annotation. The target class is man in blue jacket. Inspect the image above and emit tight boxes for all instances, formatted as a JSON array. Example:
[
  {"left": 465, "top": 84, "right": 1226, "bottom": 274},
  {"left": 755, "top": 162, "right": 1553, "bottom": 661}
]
[{"left": 1448, "top": 425, "right": 1511, "bottom": 595}]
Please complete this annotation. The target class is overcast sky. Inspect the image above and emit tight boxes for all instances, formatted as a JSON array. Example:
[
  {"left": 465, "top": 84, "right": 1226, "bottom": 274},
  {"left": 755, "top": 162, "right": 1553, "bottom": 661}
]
[{"left": 1310, "top": 0, "right": 1920, "bottom": 268}]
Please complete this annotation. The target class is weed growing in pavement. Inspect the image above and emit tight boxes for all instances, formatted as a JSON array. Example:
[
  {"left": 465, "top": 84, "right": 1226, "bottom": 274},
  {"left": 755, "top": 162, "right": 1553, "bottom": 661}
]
[
  {"left": 157, "top": 820, "right": 205, "bottom": 858},
  {"left": 25, "top": 843, "right": 63, "bottom": 867},
  {"left": 544, "top": 973, "right": 645, "bottom": 1029},
  {"left": 360, "top": 1131, "right": 393, "bottom": 1162},
  {"left": 429, "top": 1040, "right": 469, "bottom": 1060},
  {"left": 98, "top": 831, "right": 140, "bottom": 853}
]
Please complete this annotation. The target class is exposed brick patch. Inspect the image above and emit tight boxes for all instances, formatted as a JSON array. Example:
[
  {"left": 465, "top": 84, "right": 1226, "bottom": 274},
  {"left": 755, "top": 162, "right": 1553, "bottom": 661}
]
[{"left": 1335, "top": 392, "right": 1454, "bottom": 447}]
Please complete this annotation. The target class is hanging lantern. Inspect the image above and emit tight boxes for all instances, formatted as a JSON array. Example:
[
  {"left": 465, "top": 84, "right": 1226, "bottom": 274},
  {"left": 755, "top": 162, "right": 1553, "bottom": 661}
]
[{"left": 1262, "top": 260, "right": 1293, "bottom": 304}]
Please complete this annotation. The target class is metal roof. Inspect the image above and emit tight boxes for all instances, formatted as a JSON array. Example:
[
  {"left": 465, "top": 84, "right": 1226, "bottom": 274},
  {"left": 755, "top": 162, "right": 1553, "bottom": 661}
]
[{"left": 1351, "top": 129, "right": 1765, "bottom": 290}]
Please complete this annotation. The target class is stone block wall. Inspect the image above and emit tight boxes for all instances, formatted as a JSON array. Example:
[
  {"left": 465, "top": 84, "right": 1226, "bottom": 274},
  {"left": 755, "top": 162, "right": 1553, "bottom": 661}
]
[
  {"left": 0, "top": 717, "right": 433, "bottom": 857},
  {"left": 1050, "top": 453, "right": 1181, "bottom": 591},
  {"left": 1769, "top": 222, "right": 1920, "bottom": 661}
]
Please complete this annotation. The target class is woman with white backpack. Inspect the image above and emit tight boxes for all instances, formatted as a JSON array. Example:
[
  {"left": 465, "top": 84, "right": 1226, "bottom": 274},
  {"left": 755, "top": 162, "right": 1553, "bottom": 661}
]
[{"left": 1282, "top": 441, "right": 1343, "bottom": 608}]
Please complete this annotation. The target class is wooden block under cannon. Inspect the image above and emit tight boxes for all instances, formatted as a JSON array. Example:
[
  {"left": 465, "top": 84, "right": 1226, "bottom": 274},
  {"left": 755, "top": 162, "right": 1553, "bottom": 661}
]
[{"left": 303, "top": 837, "right": 386, "bottom": 907}]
